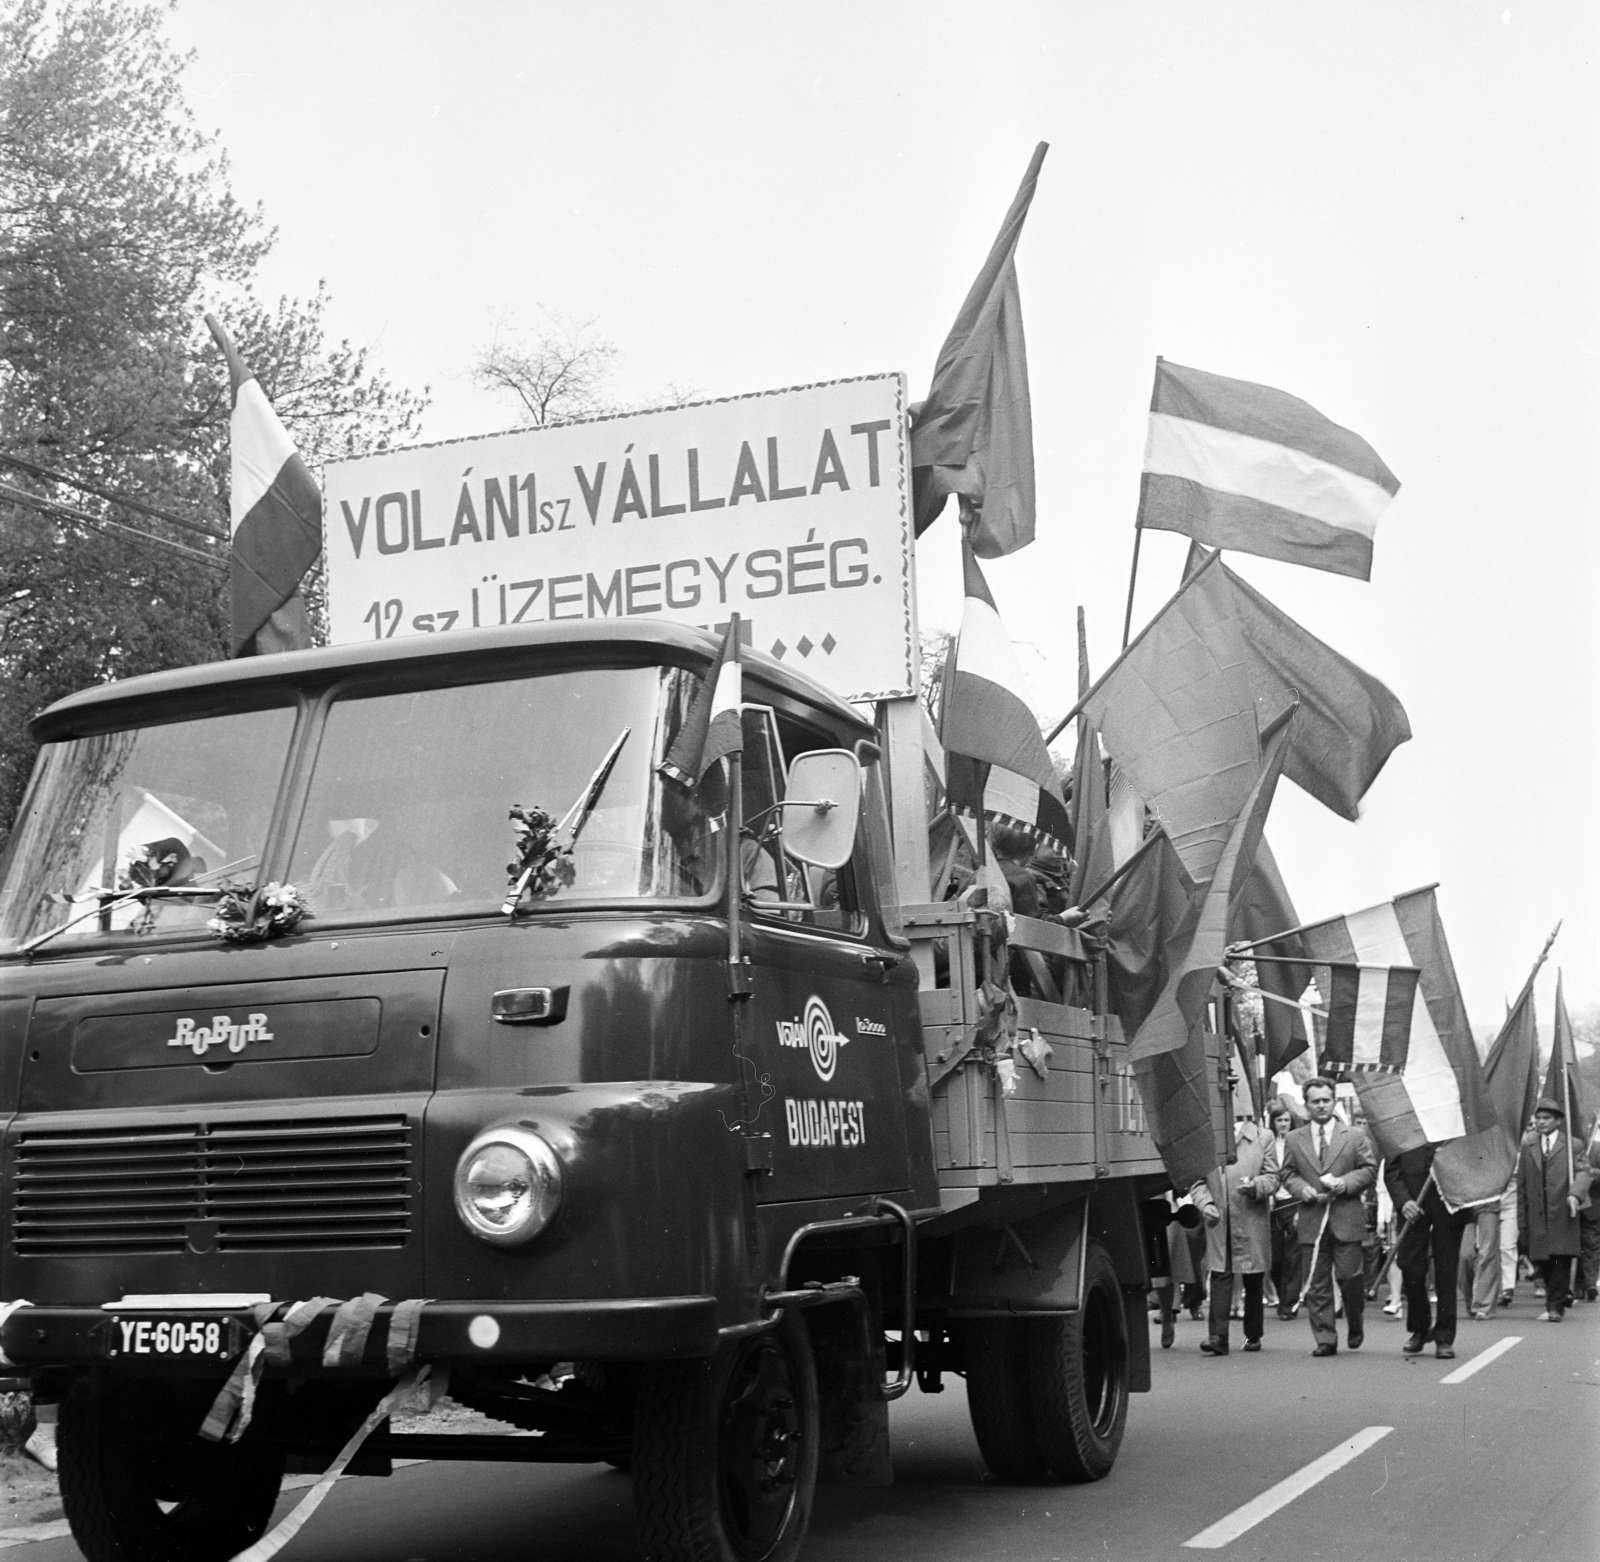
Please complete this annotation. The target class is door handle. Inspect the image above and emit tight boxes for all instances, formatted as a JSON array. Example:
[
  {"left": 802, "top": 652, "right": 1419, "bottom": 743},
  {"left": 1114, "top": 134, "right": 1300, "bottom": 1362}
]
[{"left": 860, "top": 950, "right": 900, "bottom": 976}]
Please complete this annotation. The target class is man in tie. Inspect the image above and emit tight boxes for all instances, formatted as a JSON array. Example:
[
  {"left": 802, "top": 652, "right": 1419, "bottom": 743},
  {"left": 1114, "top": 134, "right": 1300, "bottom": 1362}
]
[
  {"left": 1281, "top": 1078, "right": 1377, "bottom": 1356},
  {"left": 1517, "top": 1098, "right": 1592, "bottom": 1321},
  {"left": 1384, "top": 1143, "right": 1469, "bottom": 1357}
]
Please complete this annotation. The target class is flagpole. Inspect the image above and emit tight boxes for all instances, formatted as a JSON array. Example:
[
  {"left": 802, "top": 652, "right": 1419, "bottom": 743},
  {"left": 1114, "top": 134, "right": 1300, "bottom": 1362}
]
[
  {"left": 1561, "top": 967, "right": 1577, "bottom": 1196},
  {"left": 1289, "top": 1203, "right": 1332, "bottom": 1319},
  {"left": 1074, "top": 825, "right": 1166, "bottom": 909},
  {"left": 1511, "top": 921, "right": 1561, "bottom": 1014},
  {"left": 1120, "top": 522, "right": 1144, "bottom": 651},
  {"left": 1216, "top": 966, "right": 1330, "bottom": 1023},
  {"left": 1046, "top": 548, "right": 1228, "bottom": 745},
  {"left": 1226, "top": 884, "right": 1443, "bottom": 955}
]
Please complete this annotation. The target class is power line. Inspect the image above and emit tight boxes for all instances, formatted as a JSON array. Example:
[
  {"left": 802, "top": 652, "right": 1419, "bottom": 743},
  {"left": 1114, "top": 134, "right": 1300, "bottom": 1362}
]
[
  {"left": 0, "top": 481, "right": 228, "bottom": 572},
  {"left": 0, "top": 452, "right": 228, "bottom": 541}
]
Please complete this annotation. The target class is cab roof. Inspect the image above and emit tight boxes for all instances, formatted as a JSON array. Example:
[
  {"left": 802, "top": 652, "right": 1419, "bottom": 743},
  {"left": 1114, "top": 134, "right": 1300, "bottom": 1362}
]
[{"left": 32, "top": 619, "right": 875, "bottom": 743}]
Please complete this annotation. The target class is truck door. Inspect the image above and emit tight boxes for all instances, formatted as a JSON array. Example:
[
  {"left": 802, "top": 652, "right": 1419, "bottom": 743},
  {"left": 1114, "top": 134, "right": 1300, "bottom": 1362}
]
[{"left": 736, "top": 709, "right": 914, "bottom": 1203}]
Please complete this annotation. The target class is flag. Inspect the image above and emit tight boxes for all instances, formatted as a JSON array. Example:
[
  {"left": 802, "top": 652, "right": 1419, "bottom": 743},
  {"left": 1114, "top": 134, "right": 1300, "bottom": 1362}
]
[
  {"left": 660, "top": 616, "right": 743, "bottom": 789},
  {"left": 1127, "top": 714, "right": 1293, "bottom": 1064},
  {"left": 1544, "top": 972, "right": 1593, "bottom": 1140},
  {"left": 1319, "top": 963, "right": 1421, "bottom": 1075},
  {"left": 1078, "top": 550, "right": 1260, "bottom": 885},
  {"left": 1433, "top": 943, "right": 1547, "bottom": 1206},
  {"left": 1133, "top": 1031, "right": 1223, "bottom": 1195},
  {"left": 1105, "top": 828, "right": 1193, "bottom": 1040},
  {"left": 1215, "top": 562, "right": 1410, "bottom": 821},
  {"left": 909, "top": 143, "right": 1045, "bottom": 558},
  {"left": 1137, "top": 359, "right": 1400, "bottom": 581},
  {"left": 940, "top": 541, "right": 1062, "bottom": 797},
  {"left": 1105, "top": 758, "right": 1145, "bottom": 869},
  {"left": 974, "top": 762, "right": 1072, "bottom": 854},
  {"left": 205, "top": 315, "right": 321, "bottom": 656},
  {"left": 1275, "top": 887, "right": 1494, "bottom": 1159},
  {"left": 1234, "top": 837, "right": 1312, "bottom": 1077},
  {"left": 1067, "top": 718, "right": 1113, "bottom": 906}
]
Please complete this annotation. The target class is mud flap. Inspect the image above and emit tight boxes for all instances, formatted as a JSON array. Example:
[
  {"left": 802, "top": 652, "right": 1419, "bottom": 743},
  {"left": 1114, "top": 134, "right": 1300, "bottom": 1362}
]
[
  {"left": 1123, "top": 1286, "right": 1151, "bottom": 1393},
  {"left": 806, "top": 1284, "right": 891, "bottom": 1487}
]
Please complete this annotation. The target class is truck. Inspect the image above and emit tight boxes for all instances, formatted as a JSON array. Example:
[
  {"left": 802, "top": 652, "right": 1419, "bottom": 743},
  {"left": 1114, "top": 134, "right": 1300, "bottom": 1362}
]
[{"left": 0, "top": 574, "right": 1233, "bottom": 1562}]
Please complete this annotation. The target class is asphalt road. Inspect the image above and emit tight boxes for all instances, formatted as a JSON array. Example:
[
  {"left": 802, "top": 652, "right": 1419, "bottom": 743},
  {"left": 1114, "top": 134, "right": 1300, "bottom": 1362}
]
[{"left": 17, "top": 1295, "right": 1598, "bottom": 1562}]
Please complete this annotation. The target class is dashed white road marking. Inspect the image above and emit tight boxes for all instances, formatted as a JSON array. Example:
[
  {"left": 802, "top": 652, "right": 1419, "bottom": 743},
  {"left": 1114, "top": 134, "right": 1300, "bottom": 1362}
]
[
  {"left": 1183, "top": 1425, "right": 1393, "bottom": 1549},
  {"left": 1440, "top": 1334, "right": 1522, "bottom": 1385}
]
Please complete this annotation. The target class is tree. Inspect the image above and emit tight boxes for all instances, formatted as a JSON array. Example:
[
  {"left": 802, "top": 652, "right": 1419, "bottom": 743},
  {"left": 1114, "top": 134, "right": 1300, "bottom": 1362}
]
[
  {"left": 0, "top": 0, "right": 425, "bottom": 849},
  {"left": 470, "top": 309, "right": 698, "bottom": 429},
  {"left": 471, "top": 311, "right": 620, "bottom": 427}
]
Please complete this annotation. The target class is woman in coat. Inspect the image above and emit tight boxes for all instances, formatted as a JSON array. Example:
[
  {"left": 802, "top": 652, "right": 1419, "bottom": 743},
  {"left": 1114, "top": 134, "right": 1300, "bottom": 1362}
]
[{"left": 1191, "top": 1117, "right": 1281, "bottom": 1355}]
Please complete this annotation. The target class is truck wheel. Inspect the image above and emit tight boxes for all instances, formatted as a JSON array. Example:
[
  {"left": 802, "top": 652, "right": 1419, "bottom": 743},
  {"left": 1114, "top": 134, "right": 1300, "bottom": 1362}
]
[
  {"left": 1029, "top": 1242, "right": 1130, "bottom": 1482},
  {"left": 632, "top": 1312, "right": 819, "bottom": 1562},
  {"left": 58, "top": 1374, "right": 285, "bottom": 1562},
  {"left": 964, "top": 1318, "right": 1049, "bottom": 1482}
]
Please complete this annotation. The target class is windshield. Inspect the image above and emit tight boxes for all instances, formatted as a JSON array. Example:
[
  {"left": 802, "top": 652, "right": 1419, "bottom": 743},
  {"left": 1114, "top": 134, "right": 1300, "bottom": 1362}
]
[
  {"left": 284, "top": 664, "right": 714, "bottom": 920},
  {"left": 0, "top": 705, "right": 297, "bottom": 952}
]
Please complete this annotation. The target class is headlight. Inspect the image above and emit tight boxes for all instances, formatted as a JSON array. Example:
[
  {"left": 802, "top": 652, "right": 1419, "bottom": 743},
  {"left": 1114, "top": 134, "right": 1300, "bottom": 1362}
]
[{"left": 453, "top": 1127, "right": 564, "bottom": 1247}]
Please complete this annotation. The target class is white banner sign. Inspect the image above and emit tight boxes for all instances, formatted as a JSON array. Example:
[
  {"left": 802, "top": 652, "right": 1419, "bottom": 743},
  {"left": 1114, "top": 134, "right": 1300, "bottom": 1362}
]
[{"left": 323, "top": 373, "right": 915, "bottom": 703}]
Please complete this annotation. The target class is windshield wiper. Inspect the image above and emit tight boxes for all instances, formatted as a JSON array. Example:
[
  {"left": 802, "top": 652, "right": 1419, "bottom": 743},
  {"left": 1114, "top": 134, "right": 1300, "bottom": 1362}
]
[
  {"left": 561, "top": 728, "right": 631, "bottom": 847},
  {"left": 21, "top": 856, "right": 260, "bottom": 959},
  {"left": 501, "top": 729, "right": 631, "bottom": 916}
]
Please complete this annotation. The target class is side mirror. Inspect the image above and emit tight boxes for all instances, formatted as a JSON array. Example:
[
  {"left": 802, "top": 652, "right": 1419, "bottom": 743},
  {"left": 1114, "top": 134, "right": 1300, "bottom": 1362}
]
[{"left": 781, "top": 750, "right": 861, "bottom": 870}]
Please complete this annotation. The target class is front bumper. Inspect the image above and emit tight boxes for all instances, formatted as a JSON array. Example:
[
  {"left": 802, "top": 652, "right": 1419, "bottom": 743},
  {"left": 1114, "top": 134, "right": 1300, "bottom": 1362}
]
[{"left": 0, "top": 1295, "right": 719, "bottom": 1374}]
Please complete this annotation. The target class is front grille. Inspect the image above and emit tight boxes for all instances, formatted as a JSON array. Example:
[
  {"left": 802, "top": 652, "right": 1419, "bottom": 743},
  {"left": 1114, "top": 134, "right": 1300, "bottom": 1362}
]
[{"left": 11, "top": 1116, "right": 414, "bottom": 1256}]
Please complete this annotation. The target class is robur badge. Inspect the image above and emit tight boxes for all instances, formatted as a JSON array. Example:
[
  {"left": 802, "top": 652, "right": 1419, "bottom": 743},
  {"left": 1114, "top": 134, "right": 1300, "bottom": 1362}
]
[
  {"left": 776, "top": 996, "right": 849, "bottom": 1083},
  {"left": 166, "top": 1013, "right": 275, "bottom": 1057}
]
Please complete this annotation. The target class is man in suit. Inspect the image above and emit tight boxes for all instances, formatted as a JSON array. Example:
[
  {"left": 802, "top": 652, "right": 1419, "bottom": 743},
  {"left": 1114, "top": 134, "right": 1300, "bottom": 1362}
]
[
  {"left": 1517, "top": 1097, "right": 1592, "bottom": 1321},
  {"left": 1385, "top": 1142, "right": 1470, "bottom": 1358},
  {"left": 1281, "top": 1077, "right": 1377, "bottom": 1356}
]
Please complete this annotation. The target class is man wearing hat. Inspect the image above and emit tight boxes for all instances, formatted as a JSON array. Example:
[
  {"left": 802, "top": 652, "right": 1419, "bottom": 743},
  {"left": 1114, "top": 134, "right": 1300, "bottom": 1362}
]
[{"left": 1516, "top": 1097, "right": 1592, "bottom": 1321}]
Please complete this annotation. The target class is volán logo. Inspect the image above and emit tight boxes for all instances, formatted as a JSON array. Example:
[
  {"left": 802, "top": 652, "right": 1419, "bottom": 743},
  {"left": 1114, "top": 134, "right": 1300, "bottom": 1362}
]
[
  {"left": 166, "top": 1013, "right": 275, "bottom": 1057},
  {"left": 776, "top": 995, "right": 849, "bottom": 1082}
]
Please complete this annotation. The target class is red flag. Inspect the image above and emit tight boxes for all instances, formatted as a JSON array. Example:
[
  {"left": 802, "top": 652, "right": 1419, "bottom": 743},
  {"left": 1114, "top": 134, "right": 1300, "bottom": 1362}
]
[
  {"left": 910, "top": 144, "right": 1045, "bottom": 558},
  {"left": 1544, "top": 972, "right": 1593, "bottom": 1140}
]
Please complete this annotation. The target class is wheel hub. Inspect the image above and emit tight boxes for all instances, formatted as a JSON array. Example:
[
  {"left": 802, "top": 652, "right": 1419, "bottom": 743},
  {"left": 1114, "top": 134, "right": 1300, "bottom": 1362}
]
[{"left": 719, "top": 1338, "right": 805, "bottom": 1559}]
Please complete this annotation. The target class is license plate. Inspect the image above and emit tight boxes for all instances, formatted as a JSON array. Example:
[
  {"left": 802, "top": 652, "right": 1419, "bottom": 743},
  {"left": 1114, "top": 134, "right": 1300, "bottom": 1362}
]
[{"left": 104, "top": 1314, "right": 244, "bottom": 1361}]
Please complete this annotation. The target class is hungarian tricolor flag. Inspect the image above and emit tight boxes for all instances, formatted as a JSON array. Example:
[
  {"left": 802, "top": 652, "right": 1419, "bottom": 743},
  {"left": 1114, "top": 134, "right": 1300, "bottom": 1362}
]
[
  {"left": 939, "top": 541, "right": 1063, "bottom": 809},
  {"left": 205, "top": 315, "right": 321, "bottom": 656},
  {"left": 1270, "top": 886, "right": 1495, "bottom": 1160},
  {"left": 1138, "top": 359, "right": 1401, "bottom": 581},
  {"left": 660, "top": 616, "right": 744, "bottom": 791},
  {"left": 1319, "top": 963, "right": 1420, "bottom": 1076}
]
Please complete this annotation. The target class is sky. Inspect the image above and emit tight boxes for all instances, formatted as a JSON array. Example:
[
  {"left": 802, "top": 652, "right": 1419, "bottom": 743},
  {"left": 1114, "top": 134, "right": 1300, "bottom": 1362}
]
[{"left": 165, "top": 1, "right": 1599, "bottom": 1038}]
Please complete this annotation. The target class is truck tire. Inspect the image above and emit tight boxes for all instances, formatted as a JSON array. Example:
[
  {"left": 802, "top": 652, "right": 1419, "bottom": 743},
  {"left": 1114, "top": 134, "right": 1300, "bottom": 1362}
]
[
  {"left": 963, "top": 1318, "right": 1049, "bottom": 1483},
  {"left": 632, "top": 1312, "right": 819, "bottom": 1562},
  {"left": 58, "top": 1374, "right": 285, "bottom": 1562},
  {"left": 1028, "top": 1242, "right": 1130, "bottom": 1482}
]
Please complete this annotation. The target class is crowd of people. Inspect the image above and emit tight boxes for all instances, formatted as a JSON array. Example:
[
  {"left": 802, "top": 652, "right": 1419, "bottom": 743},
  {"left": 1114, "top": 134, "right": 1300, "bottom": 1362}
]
[{"left": 1150, "top": 1079, "right": 1598, "bottom": 1361}]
